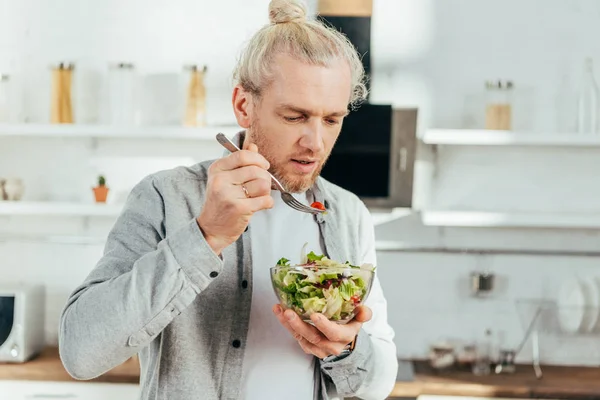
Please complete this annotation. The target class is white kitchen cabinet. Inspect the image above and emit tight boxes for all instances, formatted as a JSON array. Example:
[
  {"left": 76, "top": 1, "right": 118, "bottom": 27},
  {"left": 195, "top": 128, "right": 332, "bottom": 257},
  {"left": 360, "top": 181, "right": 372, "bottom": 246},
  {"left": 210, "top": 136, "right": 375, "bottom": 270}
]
[{"left": 0, "top": 380, "right": 139, "bottom": 400}]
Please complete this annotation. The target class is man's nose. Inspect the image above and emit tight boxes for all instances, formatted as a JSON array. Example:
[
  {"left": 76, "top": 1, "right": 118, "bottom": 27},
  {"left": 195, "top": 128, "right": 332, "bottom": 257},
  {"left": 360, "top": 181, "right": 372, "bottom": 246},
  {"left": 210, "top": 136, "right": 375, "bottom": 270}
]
[{"left": 299, "top": 120, "right": 325, "bottom": 154}]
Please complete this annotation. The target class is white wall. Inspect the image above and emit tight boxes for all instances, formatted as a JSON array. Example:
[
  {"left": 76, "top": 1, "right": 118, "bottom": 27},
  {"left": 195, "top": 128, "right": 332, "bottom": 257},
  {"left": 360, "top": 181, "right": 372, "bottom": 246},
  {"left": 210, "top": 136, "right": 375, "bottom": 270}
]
[{"left": 2, "top": 0, "right": 600, "bottom": 369}]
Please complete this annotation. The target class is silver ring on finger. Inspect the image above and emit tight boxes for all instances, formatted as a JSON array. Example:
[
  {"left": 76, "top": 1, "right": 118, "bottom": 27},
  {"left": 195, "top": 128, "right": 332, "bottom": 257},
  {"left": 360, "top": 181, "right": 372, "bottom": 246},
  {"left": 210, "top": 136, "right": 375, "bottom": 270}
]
[{"left": 241, "top": 184, "right": 250, "bottom": 198}]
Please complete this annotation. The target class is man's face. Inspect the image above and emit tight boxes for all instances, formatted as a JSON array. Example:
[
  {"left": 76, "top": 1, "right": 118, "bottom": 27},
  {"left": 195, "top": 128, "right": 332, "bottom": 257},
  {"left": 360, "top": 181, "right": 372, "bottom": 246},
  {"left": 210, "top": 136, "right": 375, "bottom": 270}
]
[{"left": 237, "top": 53, "right": 352, "bottom": 193}]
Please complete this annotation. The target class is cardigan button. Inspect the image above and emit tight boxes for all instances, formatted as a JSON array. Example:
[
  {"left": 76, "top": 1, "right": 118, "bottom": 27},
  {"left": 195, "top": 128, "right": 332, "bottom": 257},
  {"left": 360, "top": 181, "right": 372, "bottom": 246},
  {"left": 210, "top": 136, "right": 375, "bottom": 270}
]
[
  {"left": 209, "top": 271, "right": 218, "bottom": 278},
  {"left": 232, "top": 340, "right": 241, "bottom": 348}
]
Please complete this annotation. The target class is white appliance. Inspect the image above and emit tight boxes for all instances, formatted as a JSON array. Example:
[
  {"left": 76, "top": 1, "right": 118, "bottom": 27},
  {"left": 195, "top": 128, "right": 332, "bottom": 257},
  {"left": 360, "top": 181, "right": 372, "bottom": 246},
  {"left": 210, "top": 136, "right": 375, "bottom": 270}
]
[{"left": 0, "top": 283, "right": 45, "bottom": 363}]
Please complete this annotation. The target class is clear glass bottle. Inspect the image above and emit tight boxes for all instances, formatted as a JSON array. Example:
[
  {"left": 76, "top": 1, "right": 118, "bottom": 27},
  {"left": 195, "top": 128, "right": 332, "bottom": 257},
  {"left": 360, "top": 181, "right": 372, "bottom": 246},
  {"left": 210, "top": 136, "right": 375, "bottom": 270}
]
[
  {"left": 472, "top": 329, "right": 492, "bottom": 376},
  {"left": 485, "top": 80, "right": 513, "bottom": 131},
  {"left": 106, "top": 62, "right": 138, "bottom": 125},
  {"left": 0, "top": 74, "right": 9, "bottom": 123},
  {"left": 577, "top": 57, "right": 600, "bottom": 135}
]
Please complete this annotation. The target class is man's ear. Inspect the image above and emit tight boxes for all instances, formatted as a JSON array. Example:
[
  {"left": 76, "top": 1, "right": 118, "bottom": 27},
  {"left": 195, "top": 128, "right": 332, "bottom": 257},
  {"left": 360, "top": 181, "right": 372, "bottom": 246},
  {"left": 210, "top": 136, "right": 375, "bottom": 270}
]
[{"left": 232, "top": 85, "right": 253, "bottom": 129}]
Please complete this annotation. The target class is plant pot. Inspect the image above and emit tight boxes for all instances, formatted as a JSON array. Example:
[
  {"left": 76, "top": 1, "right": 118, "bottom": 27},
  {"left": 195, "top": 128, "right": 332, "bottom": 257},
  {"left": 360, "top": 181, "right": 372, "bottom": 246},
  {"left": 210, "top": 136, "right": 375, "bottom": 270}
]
[{"left": 93, "top": 185, "right": 109, "bottom": 203}]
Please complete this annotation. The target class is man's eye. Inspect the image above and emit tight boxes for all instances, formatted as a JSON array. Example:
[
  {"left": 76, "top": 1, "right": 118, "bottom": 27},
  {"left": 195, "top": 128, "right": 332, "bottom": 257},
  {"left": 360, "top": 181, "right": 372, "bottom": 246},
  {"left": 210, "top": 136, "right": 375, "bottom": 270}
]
[
  {"left": 285, "top": 116, "right": 303, "bottom": 122},
  {"left": 325, "top": 118, "right": 340, "bottom": 126}
]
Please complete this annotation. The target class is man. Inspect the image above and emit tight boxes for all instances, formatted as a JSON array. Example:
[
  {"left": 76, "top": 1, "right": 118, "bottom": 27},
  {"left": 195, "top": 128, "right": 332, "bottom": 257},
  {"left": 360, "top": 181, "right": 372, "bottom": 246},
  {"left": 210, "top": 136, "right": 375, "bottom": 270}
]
[{"left": 58, "top": 0, "right": 398, "bottom": 399}]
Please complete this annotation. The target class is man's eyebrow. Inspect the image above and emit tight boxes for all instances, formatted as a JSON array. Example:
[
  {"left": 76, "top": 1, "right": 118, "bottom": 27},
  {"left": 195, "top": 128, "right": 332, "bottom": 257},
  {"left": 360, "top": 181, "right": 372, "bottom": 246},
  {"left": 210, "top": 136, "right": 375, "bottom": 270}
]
[{"left": 276, "top": 104, "right": 349, "bottom": 117}]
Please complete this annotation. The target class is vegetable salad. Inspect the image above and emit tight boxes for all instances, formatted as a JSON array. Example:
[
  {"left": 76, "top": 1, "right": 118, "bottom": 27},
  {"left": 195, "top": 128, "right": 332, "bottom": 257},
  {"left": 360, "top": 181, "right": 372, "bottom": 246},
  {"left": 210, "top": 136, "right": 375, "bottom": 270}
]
[{"left": 271, "top": 251, "right": 375, "bottom": 322}]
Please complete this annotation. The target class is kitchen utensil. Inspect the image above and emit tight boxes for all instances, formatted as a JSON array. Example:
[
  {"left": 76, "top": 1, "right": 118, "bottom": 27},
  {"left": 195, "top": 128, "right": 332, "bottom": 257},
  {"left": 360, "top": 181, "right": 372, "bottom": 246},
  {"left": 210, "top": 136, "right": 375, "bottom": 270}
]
[
  {"left": 495, "top": 349, "right": 516, "bottom": 374},
  {"left": 593, "top": 277, "right": 600, "bottom": 333},
  {"left": 579, "top": 277, "right": 599, "bottom": 333},
  {"left": 557, "top": 278, "right": 586, "bottom": 334},
  {"left": 216, "top": 133, "right": 326, "bottom": 215},
  {"left": 532, "top": 330, "right": 542, "bottom": 379}
]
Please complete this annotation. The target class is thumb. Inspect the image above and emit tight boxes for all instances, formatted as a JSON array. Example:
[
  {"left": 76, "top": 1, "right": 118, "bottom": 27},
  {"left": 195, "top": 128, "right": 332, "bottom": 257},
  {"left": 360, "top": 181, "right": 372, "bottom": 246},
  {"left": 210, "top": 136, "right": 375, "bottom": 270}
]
[{"left": 354, "top": 305, "right": 372, "bottom": 323}]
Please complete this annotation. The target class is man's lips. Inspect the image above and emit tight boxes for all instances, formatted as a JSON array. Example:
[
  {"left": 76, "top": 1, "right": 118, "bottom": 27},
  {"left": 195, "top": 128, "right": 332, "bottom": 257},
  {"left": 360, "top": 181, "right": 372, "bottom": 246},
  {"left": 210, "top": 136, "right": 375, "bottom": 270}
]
[
  {"left": 291, "top": 158, "right": 318, "bottom": 164},
  {"left": 290, "top": 159, "right": 318, "bottom": 173}
]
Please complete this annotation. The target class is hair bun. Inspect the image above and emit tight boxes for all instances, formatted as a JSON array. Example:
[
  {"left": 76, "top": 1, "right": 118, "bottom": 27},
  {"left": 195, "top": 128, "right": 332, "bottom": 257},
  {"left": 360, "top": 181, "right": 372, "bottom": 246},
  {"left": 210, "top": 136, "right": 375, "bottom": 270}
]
[{"left": 269, "top": 0, "right": 307, "bottom": 24}]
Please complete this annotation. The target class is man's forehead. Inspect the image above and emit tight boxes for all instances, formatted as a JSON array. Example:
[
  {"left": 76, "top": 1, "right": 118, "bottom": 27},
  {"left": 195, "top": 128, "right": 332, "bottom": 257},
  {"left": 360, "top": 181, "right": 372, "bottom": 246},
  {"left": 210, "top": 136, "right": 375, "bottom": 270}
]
[{"left": 276, "top": 102, "right": 348, "bottom": 117}]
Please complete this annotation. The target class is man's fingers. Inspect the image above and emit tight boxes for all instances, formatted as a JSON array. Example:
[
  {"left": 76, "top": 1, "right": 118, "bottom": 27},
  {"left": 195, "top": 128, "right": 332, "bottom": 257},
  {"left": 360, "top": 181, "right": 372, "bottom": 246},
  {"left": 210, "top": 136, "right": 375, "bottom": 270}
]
[
  {"left": 242, "top": 177, "right": 272, "bottom": 199},
  {"left": 247, "top": 195, "right": 274, "bottom": 212},
  {"left": 283, "top": 309, "right": 323, "bottom": 345},
  {"left": 273, "top": 305, "right": 302, "bottom": 339},
  {"left": 298, "top": 339, "right": 330, "bottom": 359},
  {"left": 272, "top": 306, "right": 353, "bottom": 358},
  {"left": 216, "top": 150, "right": 270, "bottom": 172},
  {"left": 310, "top": 313, "right": 358, "bottom": 344},
  {"left": 229, "top": 165, "right": 272, "bottom": 187},
  {"left": 272, "top": 306, "right": 323, "bottom": 347}
]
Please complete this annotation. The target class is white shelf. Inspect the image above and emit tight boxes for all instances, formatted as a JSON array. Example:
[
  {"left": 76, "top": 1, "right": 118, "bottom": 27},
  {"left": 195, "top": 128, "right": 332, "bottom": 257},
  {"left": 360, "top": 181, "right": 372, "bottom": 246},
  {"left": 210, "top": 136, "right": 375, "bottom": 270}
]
[
  {"left": 421, "top": 210, "right": 600, "bottom": 229},
  {"left": 0, "top": 234, "right": 107, "bottom": 245},
  {"left": 423, "top": 129, "right": 600, "bottom": 147},
  {"left": 0, "top": 123, "right": 241, "bottom": 140},
  {"left": 0, "top": 201, "right": 123, "bottom": 217},
  {"left": 370, "top": 207, "right": 413, "bottom": 226}
]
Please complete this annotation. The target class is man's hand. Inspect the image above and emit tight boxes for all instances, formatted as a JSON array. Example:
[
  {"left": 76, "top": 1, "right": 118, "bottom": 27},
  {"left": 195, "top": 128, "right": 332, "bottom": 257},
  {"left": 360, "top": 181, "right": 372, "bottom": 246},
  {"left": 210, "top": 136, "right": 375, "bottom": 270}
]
[
  {"left": 197, "top": 142, "right": 274, "bottom": 255},
  {"left": 273, "top": 304, "right": 372, "bottom": 359}
]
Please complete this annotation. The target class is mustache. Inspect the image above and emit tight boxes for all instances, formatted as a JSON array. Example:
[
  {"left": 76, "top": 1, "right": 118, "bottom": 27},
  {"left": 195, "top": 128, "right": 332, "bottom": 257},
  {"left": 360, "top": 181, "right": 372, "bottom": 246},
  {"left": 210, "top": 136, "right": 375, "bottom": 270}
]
[{"left": 289, "top": 152, "right": 323, "bottom": 160}]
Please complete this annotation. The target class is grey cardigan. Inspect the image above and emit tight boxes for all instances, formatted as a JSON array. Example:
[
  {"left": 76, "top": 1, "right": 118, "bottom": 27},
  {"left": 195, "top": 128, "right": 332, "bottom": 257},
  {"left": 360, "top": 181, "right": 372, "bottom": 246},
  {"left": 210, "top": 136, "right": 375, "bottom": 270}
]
[{"left": 58, "top": 157, "right": 392, "bottom": 399}]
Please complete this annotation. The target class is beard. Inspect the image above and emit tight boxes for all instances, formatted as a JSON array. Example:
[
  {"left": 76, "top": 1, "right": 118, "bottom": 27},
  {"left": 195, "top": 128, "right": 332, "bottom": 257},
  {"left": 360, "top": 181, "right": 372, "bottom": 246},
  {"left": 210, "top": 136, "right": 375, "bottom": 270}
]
[{"left": 246, "top": 120, "right": 329, "bottom": 194}]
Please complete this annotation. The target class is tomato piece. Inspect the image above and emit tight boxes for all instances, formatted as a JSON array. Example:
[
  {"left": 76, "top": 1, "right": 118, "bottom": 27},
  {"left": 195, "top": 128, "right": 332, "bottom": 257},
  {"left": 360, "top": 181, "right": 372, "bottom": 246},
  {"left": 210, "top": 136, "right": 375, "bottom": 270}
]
[{"left": 310, "top": 201, "right": 326, "bottom": 210}]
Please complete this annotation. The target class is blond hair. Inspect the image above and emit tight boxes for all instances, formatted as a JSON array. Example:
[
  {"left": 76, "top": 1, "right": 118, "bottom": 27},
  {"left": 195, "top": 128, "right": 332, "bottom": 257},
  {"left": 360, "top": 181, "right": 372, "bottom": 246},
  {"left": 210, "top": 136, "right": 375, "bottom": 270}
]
[{"left": 233, "top": 0, "right": 368, "bottom": 109}]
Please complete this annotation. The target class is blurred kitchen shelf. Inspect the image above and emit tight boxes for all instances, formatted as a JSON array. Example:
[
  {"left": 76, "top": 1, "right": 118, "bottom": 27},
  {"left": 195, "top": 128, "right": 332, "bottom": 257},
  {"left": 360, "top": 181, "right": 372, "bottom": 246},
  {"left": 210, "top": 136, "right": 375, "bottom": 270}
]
[
  {"left": 0, "top": 201, "right": 123, "bottom": 217},
  {"left": 423, "top": 129, "right": 600, "bottom": 147},
  {"left": 0, "top": 123, "right": 240, "bottom": 140},
  {"left": 421, "top": 210, "right": 600, "bottom": 229},
  {"left": 0, "top": 234, "right": 107, "bottom": 245},
  {"left": 369, "top": 207, "right": 413, "bottom": 226}
]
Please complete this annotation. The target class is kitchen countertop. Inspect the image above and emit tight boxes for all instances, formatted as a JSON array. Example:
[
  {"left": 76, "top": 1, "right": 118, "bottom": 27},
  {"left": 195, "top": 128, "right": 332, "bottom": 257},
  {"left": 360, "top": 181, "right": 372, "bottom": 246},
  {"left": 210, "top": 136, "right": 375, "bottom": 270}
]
[
  {"left": 389, "top": 361, "right": 600, "bottom": 399},
  {"left": 0, "top": 347, "right": 139, "bottom": 384},
  {"left": 2, "top": 349, "right": 600, "bottom": 399}
]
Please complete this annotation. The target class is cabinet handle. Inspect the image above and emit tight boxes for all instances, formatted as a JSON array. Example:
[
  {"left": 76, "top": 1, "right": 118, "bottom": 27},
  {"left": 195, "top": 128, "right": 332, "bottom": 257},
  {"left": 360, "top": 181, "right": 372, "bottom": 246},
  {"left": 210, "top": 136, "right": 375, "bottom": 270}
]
[{"left": 398, "top": 147, "right": 408, "bottom": 171}]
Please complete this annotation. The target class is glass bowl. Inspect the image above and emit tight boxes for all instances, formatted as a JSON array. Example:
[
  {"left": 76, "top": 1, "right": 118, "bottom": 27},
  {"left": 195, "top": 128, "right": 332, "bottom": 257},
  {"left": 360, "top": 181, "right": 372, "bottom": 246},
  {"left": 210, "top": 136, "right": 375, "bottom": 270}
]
[{"left": 270, "top": 264, "right": 375, "bottom": 324}]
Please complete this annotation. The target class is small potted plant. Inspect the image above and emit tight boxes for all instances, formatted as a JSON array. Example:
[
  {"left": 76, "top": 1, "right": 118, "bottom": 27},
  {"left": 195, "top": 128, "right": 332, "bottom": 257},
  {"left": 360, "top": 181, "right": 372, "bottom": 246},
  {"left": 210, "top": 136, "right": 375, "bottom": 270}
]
[{"left": 93, "top": 175, "right": 109, "bottom": 203}]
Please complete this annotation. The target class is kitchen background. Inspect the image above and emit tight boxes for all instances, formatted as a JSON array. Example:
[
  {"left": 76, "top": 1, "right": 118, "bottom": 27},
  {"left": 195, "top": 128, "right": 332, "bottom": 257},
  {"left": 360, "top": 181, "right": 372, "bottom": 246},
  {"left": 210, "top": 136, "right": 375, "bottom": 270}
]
[{"left": 2, "top": 0, "right": 600, "bottom": 373}]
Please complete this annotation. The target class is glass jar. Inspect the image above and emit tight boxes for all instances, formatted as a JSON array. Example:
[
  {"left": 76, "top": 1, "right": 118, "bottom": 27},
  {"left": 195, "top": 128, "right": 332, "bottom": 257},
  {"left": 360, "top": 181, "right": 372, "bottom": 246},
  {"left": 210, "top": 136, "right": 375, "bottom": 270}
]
[
  {"left": 0, "top": 74, "right": 9, "bottom": 123},
  {"left": 50, "top": 62, "right": 75, "bottom": 124},
  {"left": 577, "top": 58, "right": 600, "bottom": 135},
  {"left": 183, "top": 65, "right": 207, "bottom": 127},
  {"left": 472, "top": 329, "right": 493, "bottom": 376},
  {"left": 106, "top": 62, "right": 138, "bottom": 125},
  {"left": 485, "top": 80, "right": 513, "bottom": 130}
]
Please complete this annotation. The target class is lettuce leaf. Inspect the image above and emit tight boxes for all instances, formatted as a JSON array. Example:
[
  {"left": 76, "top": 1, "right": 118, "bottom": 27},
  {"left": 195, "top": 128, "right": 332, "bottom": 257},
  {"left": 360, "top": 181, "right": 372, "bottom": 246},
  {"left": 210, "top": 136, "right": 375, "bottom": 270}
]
[
  {"left": 277, "top": 257, "right": 290, "bottom": 266},
  {"left": 307, "top": 251, "right": 325, "bottom": 262},
  {"left": 339, "top": 279, "right": 358, "bottom": 301},
  {"left": 301, "top": 297, "right": 327, "bottom": 314}
]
